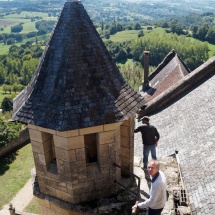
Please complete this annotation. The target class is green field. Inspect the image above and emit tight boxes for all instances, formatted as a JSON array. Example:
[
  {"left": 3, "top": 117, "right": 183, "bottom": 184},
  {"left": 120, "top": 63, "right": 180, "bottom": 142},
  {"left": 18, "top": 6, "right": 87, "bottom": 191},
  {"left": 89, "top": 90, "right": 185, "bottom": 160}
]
[
  {"left": 0, "top": 11, "right": 57, "bottom": 34},
  {"left": 105, "top": 30, "right": 139, "bottom": 43},
  {"left": 0, "top": 144, "right": 34, "bottom": 209}
]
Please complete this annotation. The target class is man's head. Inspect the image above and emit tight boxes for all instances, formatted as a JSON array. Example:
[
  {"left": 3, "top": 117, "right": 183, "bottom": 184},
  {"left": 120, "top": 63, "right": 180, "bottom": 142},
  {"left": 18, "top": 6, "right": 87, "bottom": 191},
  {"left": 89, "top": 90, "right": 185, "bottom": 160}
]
[
  {"left": 147, "top": 159, "right": 160, "bottom": 177},
  {"left": 141, "top": 116, "right": 150, "bottom": 124}
]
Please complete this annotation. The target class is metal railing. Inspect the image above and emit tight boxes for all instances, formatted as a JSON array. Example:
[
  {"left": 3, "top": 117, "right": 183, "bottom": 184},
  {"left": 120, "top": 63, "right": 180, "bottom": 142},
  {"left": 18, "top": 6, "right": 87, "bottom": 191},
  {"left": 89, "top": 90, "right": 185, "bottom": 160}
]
[{"left": 113, "top": 163, "right": 141, "bottom": 215}]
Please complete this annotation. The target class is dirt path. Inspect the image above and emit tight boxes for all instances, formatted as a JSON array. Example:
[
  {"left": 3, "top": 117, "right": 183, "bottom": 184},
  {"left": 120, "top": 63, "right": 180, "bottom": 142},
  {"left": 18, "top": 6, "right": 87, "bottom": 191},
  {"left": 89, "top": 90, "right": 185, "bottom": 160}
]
[{"left": 0, "top": 178, "right": 34, "bottom": 215}]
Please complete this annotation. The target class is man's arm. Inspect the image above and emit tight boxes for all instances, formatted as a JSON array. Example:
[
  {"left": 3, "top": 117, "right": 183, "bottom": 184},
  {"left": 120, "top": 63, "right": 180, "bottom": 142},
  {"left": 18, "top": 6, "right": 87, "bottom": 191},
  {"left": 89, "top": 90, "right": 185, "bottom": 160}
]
[
  {"left": 134, "top": 126, "right": 141, "bottom": 133},
  {"left": 155, "top": 128, "right": 160, "bottom": 141},
  {"left": 136, "top": 183, "right": 161, "bottom": 209}
]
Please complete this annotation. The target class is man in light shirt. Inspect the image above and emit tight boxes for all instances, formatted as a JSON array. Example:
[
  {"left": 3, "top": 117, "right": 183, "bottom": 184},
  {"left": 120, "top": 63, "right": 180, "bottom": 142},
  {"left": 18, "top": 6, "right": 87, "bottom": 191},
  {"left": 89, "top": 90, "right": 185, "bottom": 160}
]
[{"left": 132, "top": 159, "right": 167, "bottom": 215}]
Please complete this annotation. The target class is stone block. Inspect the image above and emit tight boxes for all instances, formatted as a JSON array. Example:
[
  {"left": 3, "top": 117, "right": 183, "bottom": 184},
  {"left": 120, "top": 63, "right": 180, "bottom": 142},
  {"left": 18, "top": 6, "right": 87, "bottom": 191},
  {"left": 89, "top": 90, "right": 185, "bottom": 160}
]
[
  {"left": 121, "top": 146, "right": 130, "bottom": 158},
  {"left": 44, "top": 185, "right": 57, "bottom": 196},
  {"left": 98, "top": 131, "right": 115, "bottom": 145},
  {"left": 45, "top": 169, "right": 59, "bottom": 180},
  {"left": 72, "top": 181, "right": 95, "bottom": 195},
  {"left": 104, "top": 122, "right": 122, "bottom": 131},
  {"left": 54, "top": 135, "right": 84, "bottom": 150},
  {"left": 39, "top": 205, "right": 44, "bottom": 215},
  {"left": 42, "top": 205, "right": 57, "bottom": 215},
  {"left": 55, "top": 147, "right": 75, "bottom": 162},
  {"left": 75, "top": 161, "right": 86, "bottom": 173},
  {"left": 29, "top": 129, "right": 52, "bottom": 143},
  {"left": 57, "top": 159, "right": 64, "bottom": 172},
  {"left": 37, "top": 126, "right": 57, "bottom": 135},
  {"left": 35, "top": 162, "right": 47, "bottom": 173},
  {"left": 79, "top": 125, "right": 104, "bottom": 135},
  {"left": 44, "top": 150, "right": 54, "bottom": 165},
  {"left": 37, "top": 197, "right": 50, "bottom": 208},
  {"left": 58, "top": 171, "right": 72, "bottom": 183},
  {"left": 56, "top": 129, "right": 79, "bottom": 137},
  {"left": 44, "top": 177, "right": 57, "bottom": 188},
  {"left": 121, "top": 137, "right": 130, "bottom": 148},
  {"left": 98, "top": 144, "right": 109, "bottom": 158},
  {"left": 121, "top": 156, "right": 130, "bottom": 168},
  {"left": 120, "top": 125, "right": 130, "bottom": 137},
  {"left": 28, "top": 124, "right": 37, "bottom": 130},
  {"left": 76, "top": 148, "right": 85, "bottom": 161},
  {"left": 43, "top": 137, "right": 53, "bottom": 153},
  {"left": 78, "top": 171, "right": 87, "bottom": 180},
  {"left": 99, "top": 156, "right": 111, "bottom": 168},
  {"left": 56, "top": 189, "right": 74, "bottom": 203},
  {"left": 121, "top": 120, "right": 130, "bottom": 126},
  {"left": 39, "top": 182, "right": 47, "bottom": 194},
  {"left": 31, "top": 141, "right": 44, "bottom": 154},
  {"left": 38, "top": 153, "right": 47, "bottom": 165},
  {"left": 50, "top": 202, "right": 71, "bottom": 215}
]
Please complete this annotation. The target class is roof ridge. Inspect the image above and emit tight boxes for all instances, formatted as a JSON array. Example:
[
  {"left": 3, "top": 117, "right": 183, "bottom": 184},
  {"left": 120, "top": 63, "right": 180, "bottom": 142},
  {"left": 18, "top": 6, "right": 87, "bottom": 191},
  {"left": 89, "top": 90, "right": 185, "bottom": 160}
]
[{"left": 142, "top": 56, "right": 215, "bottom": 115}]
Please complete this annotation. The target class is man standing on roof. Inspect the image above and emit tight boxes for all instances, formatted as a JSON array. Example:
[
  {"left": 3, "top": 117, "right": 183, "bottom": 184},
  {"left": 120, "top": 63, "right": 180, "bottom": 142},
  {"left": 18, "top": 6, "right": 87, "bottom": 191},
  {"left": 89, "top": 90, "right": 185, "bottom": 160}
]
[
  {"left": 134, "top": 116, "right": 160, "bottom": 171},
  {"left": 132, "top": 159, "right": 167, "bottom": 215}
]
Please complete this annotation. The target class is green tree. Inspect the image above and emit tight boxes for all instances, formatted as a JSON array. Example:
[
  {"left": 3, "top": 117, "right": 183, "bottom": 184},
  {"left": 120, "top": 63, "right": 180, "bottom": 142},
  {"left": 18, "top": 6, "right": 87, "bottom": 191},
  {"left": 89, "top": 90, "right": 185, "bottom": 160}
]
[
  {"left": 205, "top": 27, "right": 215, "bottom": 44},
  {"left": 11, "top": 24, "right": 23, "bottom": 33},
  {"left": 1, "top": 97, "right": 13, "bottom": 113},
  {"left": 130, "top": 31, "right": 208, "bottom": 70},
  {"left": 120, "top": 61, "right": 143, "bottom": 90},
  {"left": 0, "top": 119, "right": 21, "bottom": 148},
  {"left": 134, "top": 23, "right": 141, "bottom": 30},
  {"left": 0, "top": 62, "right": 6, "bottom": 84},
  {"left": 2, "top": 84, "right": 10, "bottom": 94},
  {"left": 138, "top": 30, "right": 144, "bottom": 37}
]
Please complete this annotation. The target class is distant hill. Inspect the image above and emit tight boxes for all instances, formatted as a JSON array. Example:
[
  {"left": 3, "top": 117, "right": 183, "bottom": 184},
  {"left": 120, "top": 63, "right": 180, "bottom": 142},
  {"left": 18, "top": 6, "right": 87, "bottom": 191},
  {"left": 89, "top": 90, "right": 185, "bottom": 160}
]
[{"left": 1, "top": 0, "right": 215, "bottom": 23}]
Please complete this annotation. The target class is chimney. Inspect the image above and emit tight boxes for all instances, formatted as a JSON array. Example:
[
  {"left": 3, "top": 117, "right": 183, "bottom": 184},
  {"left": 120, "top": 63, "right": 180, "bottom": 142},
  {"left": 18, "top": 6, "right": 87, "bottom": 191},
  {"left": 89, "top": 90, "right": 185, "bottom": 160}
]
[{"left": 142, "top": 51, "right": 150, "bottom": 92}]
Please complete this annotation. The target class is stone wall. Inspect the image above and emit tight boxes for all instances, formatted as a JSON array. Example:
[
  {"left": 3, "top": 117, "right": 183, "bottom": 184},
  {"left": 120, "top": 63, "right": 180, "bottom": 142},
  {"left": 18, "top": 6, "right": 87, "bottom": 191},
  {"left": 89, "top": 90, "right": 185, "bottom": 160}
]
[
  {"left": 120, "top": 118, "right": 135, "bottom": 175},
  {"left": 0, "top": 127, "right": 30, "bottom": 158},
  {"left": 29, "top": 122, "right": 123, "bottom": 205}
]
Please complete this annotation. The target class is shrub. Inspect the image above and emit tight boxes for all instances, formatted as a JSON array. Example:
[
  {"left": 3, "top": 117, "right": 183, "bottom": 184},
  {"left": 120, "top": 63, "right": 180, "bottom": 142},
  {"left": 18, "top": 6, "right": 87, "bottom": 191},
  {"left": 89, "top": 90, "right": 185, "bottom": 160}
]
[
  {"left": 1, "top": 97, "right": 13, "bottom": 113},
  {"left": 0, "top": 119, "right": 22, "bottom": 148}
]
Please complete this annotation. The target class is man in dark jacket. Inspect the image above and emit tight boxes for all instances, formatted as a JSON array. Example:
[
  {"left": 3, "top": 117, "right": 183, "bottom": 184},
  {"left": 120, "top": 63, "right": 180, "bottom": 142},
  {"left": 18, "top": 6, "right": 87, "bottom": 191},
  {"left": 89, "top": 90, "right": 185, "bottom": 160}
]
[{"left": 134, "top": 116, "right": 160, "bottom": 171}]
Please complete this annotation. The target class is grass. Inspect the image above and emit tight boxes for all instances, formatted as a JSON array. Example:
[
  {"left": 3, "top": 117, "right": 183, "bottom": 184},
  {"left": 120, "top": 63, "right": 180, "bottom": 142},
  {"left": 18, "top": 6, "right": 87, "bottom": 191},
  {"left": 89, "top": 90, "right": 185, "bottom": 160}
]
[
  {"left": 0, "top": 43, "right": 11, "bottom": 55},
  {"left": 0, "top": 11, "right": 57, "bottom": 34},
  {"left": 105, "top": 30, "right": 139, "bottom": 43},
  {"left": 0, "top": 144, "right": 34, "bottom": 209},
  {"left": 22, "top": 21, "right": 38, "bottom": 33},
  {"left": 24, "top": 197, "right": 40, "bottom": 214}
]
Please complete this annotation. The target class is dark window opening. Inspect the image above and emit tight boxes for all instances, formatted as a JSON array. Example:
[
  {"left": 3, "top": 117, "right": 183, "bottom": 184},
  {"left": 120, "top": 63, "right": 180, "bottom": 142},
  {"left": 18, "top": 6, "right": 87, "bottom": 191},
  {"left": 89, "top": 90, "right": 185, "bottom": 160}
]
[
  {"left": 45, "top": 134, "right": 58, "bottom": 174},
  {"left": 85, "top": 133, "right": 97, "bottom": 163}
]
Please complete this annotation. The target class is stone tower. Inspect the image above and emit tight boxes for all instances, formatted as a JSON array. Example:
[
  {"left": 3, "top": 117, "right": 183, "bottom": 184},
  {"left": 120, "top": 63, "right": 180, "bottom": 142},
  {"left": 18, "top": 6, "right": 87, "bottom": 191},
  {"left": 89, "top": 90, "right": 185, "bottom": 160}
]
[{"left": 12, "top": 0, "right": 145, "bottom": 214}]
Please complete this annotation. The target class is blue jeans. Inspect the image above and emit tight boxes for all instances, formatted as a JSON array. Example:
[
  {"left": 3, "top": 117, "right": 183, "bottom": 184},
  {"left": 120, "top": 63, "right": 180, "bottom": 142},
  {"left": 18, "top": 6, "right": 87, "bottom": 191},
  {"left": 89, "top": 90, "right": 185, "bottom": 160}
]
[
  {"left": 143, "top": 145, "right": 157, "bottom": 168},
  {"left": 148, "top": 207, "right": 163, "bottom": 215}
]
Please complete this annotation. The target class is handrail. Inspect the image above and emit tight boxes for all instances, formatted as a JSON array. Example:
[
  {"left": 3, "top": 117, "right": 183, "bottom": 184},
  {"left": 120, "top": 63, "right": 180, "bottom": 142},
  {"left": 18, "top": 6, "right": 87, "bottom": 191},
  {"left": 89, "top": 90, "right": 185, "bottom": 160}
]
[{"left": 113, "top": 163, "right": 141, "bottom": 215}]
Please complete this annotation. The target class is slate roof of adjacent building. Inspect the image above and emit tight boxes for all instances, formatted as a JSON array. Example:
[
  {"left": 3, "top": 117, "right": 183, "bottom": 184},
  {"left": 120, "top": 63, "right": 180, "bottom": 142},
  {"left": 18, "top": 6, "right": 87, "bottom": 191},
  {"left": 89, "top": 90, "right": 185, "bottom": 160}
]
[
  {"left": 142, "top": 57, "right": 215, "bottom": 215},
  {"left": 142, "top": 50, "right": 190, "bottom": 102},
  {"left": 12, "top": 0, "right": 145, "bottom": 131}
]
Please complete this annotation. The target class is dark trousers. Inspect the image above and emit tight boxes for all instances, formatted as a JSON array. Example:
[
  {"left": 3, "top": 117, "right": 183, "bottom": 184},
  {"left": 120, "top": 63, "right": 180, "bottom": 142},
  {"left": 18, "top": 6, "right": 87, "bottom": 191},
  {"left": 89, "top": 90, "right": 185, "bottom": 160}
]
[{"left": 148, "top": 207, "right": 163, "bottom": 215}]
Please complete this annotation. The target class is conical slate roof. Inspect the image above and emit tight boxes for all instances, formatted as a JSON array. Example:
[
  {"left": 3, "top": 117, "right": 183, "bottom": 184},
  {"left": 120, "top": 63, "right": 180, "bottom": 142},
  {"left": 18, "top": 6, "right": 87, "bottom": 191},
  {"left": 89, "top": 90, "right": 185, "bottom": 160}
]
[{"left": 12, "top": 0, "right": 145, "bottom": 131}]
